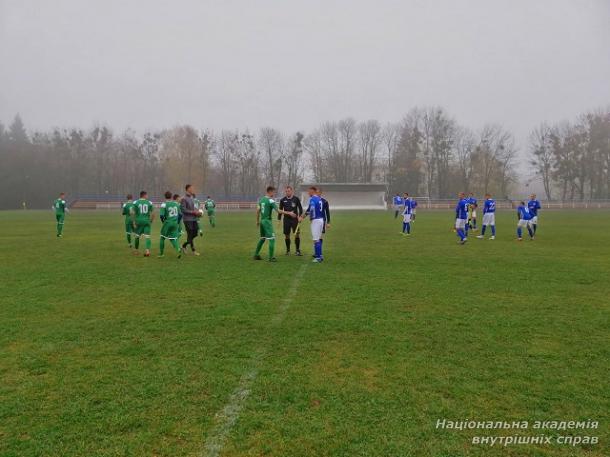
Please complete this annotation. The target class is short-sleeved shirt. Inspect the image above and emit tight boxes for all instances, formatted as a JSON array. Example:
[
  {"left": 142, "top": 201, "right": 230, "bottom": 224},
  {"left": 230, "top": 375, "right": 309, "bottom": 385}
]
[
  {"left": 257, "top": 196, "right": 277, "bottom": 220},
  {"left": 160, "top": 201, "right": 180, "bottom": 223},
  {"left": 122, "top": 201, "right": 135, "bottom": 220},
  {"left": 54, "top": 199, "right": 66, "bottom": 214},
  {"left": 133, "top": 198, "right": 154, "bottom": 223}
]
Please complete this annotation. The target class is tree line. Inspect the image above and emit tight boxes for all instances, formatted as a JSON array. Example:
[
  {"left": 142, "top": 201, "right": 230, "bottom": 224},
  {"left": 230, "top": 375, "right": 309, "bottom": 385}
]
[{"left": 0, "top": 106, "right": 608, "bottom": 209}]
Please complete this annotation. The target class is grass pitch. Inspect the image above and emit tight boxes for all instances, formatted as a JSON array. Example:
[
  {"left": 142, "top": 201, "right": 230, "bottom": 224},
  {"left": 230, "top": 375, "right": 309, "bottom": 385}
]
[{"left": 0, "top": 209, "right": 608, "bottom": 457}]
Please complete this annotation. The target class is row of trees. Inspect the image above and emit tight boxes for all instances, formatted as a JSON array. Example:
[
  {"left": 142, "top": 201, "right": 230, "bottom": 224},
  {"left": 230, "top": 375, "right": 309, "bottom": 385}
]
[
  {"left": 1, "top": 107, "right": 608, "bottom": 209},
  {"left": 529, "top": 110, "right": 610, "bottom": 200}
]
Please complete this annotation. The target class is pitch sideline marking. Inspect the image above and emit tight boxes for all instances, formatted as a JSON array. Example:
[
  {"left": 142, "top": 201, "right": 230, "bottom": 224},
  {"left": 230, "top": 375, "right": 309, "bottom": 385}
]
[{"left": 201, "top": 263, "right": 308, "bottom": 457}]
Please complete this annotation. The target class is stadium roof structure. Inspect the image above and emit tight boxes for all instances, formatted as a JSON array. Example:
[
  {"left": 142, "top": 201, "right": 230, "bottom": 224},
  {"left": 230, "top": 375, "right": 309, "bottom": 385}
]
[{"left": 298, "top": 183, "right": 388, "bottom": 210}]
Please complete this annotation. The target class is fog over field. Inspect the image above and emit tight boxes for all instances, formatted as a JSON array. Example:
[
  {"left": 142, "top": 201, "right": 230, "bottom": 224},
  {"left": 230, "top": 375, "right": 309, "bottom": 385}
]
[{"left": 1, "top": 1, "right": 608, "bottom": 141}]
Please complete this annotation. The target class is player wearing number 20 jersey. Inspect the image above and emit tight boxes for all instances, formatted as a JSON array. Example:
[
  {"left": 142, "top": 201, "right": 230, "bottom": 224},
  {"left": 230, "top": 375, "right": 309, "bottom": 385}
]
[
  {"left": 158, "top": 191, "right": 182, "bottom": 258},
  {"left": 132, "top": 191, "right": 154, "bottom": 256},
  {"left": 477, "top": 194, "right": 496, "bottom": 240}
]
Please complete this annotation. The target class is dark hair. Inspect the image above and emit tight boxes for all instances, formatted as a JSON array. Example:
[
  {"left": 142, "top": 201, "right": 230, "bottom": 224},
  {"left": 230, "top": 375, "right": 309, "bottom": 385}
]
[
  {"left": 403, "top": 192, "right": 409, "bottom": 196},
  {"left": 285, "top": 185, "right": 293, "bottom": 190},
  {"left": 520, "top": 201, "right": 525, "bottom": 205},
  {"left": 266, "top": 186, "right": 276, "bottom": 193},
  {"left": 126, "top": 194, "right": 133, "bottom": 200},
  {"left": 308, "top": 186, "right": 318, "bottom": 192},
  {"left": 185, "top": 184, "right": 192, "bottom": 191},
  {"left": 140, "top": 191, "right": 147, "bottom": 197},
  {"left": 164, "top": 191, "right": 172, "bottom": 199},
  {"left": 206, "top": 196, "right": 211, "bottom": 199},
  {"left": 60, "top": 192, "right": 65, "bottom": 196},
  {"left": 172, "top": 194, "right": 180, "bottom": 200}
]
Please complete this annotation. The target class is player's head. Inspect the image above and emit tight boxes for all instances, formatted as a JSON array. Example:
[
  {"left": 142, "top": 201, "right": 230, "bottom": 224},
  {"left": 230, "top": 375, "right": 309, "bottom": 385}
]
[
  {"left": 266, "top": 185, "right": 276, "bottom": 196},
  {"left": 206, "top": 196, "right": 211, "bottom": 199},
  {"left": 468, "top": 192, "right": 474, "bottom": 197},
  {"left": 59, "top": 192, "right": 65, "bottom": 198},
  {"left": 164, "top": 191, "right": 172, "bottom": 200},
  {"left": 520, "top": 201, "right": 525, "bottom": 206},
  {"left": 140, "top": 191, "right": 147, "bottom": 198},
  {"left": 307, "top": 186, "right": 318, "bottom": 196},
  {"left": 126, "top": 194, "right": 133, "bottom": 200},
  {"left": 485, "top": 193, "right": 491, "bottom": 199},
  {"left": 458, "top": 192, "right": 465, "bottom": 199},
  {"left": 316, "top": 187, "right": 323, "bottom": 196},
  {"left": 285, "top": 185, "right": 294, "bottom": 197},
  {"left": 403, "top": 192, "right": 409, "bottom": 198},
  {"left": 185, "top": 184, "right": 193, "bottom": 194},
  {"left": 172, "top": 194, "right": 180, "bottom": 201},
  {"left": 530, "top": 193, "right": 536, "bottom": 200}
]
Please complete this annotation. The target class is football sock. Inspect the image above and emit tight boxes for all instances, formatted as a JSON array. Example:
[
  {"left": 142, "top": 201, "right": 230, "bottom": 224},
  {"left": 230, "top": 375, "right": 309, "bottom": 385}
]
[
  {"left": 402, "top": 222, "right": 407, "bottom": 232},
  {"left": 170, "top": 239, "right": 179, "bottom": 253},
  {"left": 295, "top": 236, "right": 301, "bottom": 251},
  {"left": 285, "top": 237, "right": 290, "bottom": 251},
  {"left": 517, "top": 227, "right": 522, "bottom": 238},
  {"left": 457, "top": 228, "right": 465, "bottom": 241},
  {"left": 127, "top": 233, "right": 131, "bottom": 245},
  {"left": 481, "top": 225, "right": 486, "bottom": 235},
  {"left": 135, "top": 237, "right": 140, "bottom": 249},
  {"left": 269, "top": 238, "right": 275, "bottom": 258},
  {"left": 145, "top": 236, "right": 151, "bottom": 250},
  {"left": 533, "top": 224, "right": 537, "bottom": 234},
  {"left": 255, "top": 239, "right": 264, "bottom": 256},
  {"left": 159, "top": 238, "right": 165, "bottom": 255},
  {"left": 491, "top": 225, "right": 496, "bottom": 236},
  {"left": 406, "top": 223, "right": 411, "bottom": 234},
  {"left": 527, "top": 227, "right": 534, "bottom": 238}
]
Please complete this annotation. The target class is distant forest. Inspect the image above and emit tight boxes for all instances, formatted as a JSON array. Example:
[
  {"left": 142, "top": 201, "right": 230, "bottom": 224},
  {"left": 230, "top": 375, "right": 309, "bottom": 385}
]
[{"left": 0, "top": 106, "right": 609, "bottom": 209}]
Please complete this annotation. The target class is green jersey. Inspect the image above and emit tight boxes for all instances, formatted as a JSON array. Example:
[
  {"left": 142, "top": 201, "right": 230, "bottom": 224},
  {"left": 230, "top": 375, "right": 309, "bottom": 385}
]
[
  {"left": 194, "top": 198, "right": 201, "bottom": 210},
  {"left": 122, "top": 201, "right": 135, "bottom": 220},
  {"left": 133, "top": 198, "right": 154, "bottom": 222},
  {"left": 204, "top": 199, "right": 216, "bottom": 211},
  {"left": 160, "top": 200, "right": 181, "bottom": 223},
  {"left": 53, "top": 198, "right": 66, "bottom": 214},
  {"left": 257, "top": 195, "right": 277, "bottom": 220}
]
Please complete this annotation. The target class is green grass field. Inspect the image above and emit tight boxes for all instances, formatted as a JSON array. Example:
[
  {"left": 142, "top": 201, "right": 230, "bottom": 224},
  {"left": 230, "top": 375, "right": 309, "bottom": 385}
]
[{"left": 1, "top": 209, "right": 608, "bottom": 457}]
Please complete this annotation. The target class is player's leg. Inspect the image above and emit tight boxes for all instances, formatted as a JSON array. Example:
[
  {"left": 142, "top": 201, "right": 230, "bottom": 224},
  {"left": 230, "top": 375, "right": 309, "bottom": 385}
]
[
  {"left": 283, "top": 218, "right": 291, "bottom": 254},
  {"left": 294, "top": 223, "right": 302, "bottom": 255},
  {"left": 517, "top": 220, "right": 524, "bottom": 240},
  {"left": 254, "top": 223, "right": 266, "bottom": 259},
  {"left": 125, "top": 220, "right": 132, "bottom": 247},
  {"left": 527, "top": 221, "right": 534, "bottom": 239},
  {"left": 472, "top": 210, "right": 477, "bottom": 229},
  {"left": 134, "top": 224, "right": 141, "bottom": 251},
  {"left": 208, "top": 211, "right": 216, "bottom": 227},
  {"left": 143, "top": 223, "right": 152, "bottom": 256},
  {"left": 169, "top": 225, "right": 181, "bottom": 256},
  {"left": 490, "top": 214, "right": 496, "bottom": 239},
  {"left": 456, "top": 219, "right": 466, "bottom": 243},
  {"left": 56, "top": 214, "right": 64, "bottom": 236},
  {"left": 311, "top": 219, "right": 323, "bottom": 261},
  {"left": 261, "top": 220, "right": 276, "bottom": 260},
  {"left": 159, "top": 224, "right": 167, "bottom": 256},
  {"left": 531, "top": 216, "right": 538, "bottom": 236}
]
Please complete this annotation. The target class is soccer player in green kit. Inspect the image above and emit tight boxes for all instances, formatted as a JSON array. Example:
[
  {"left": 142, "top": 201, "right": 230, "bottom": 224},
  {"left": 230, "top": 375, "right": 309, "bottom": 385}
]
[
  {"left": 158, "top": 191, "right": 182, "bottom": 258},
  {"left": 121, "top": 194, "right": 135, "bottom": 247},
  {"left": 132, "top": 190, "right": 155, "bottom": 257},
  {"left": 52, "top": 192, "right": 68, "bottom": 237},
  {"left": 204, "top": 196, "right": 216, "bottom": 227},
  {"left": 254, "top": 186, "right": 294, "bottom": 262},
  {"left": 193, "top": 194, "right": 203, "bottom": 236}
]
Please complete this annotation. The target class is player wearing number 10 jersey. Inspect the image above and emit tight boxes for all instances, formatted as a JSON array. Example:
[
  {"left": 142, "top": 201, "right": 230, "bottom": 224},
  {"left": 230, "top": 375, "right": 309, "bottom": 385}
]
[
  {"left": 132, "top": 190, "right": 155, "bottom": 257},
  {"left": 158, "top": 191, "right": 182, "bottom": 258}
]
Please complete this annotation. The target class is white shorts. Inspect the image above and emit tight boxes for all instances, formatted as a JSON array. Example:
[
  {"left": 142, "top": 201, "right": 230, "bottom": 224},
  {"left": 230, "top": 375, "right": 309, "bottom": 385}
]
[
  {"left": 482, "top": 213, "right": 495, "bottom": 226},
  {"left": 517, "top": 219, "right": 532, "bottom": 228},
  {"left": 471, "top": 210, "right": 477, "bottom": 218},
  {"left": 310, "top": 218, "right": 324, "bottom": 241},
  {"left": 403, "top": 214, "right": 412, "bottom": 223},
  {"left": 455, "top": 218, "right": 467, "bottom": 230},
  {"left": 531, "top": 216, "right": 538, "bottom": 224}
]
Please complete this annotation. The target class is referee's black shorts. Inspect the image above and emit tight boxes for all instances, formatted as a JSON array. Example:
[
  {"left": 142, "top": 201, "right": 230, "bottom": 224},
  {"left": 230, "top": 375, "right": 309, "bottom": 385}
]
[{"left": 282, "top": 217, "right": 299, "bottom": 236}]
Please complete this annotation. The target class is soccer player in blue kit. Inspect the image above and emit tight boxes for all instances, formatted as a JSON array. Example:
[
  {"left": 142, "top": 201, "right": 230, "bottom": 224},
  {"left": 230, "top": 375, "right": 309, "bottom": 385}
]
[
  {"left": 476, "top": 193, "right": 496, "bottom": 240},
  {"left": 516, "top": 201, "right": 534, "bottom": 241},
  {"left": 401, "top": 193, "right": 415, "bottom": 236},
  {"left": 454, "top": 192, "right": 469, "bottom": 244},
  {"left": 299, "top": 186, "right": 326, "bottom": 263},
  {"left": 392, "top": 193, "right": 403, "bottom": 219},
  {"left": 528, "top": 194, "right": 541, "bottom": 237}
]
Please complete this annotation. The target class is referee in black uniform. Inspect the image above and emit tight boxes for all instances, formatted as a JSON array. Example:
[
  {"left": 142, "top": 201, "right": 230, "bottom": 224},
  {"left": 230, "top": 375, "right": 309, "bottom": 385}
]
[{"left": 278, "top": 185, "right": 303, "bottom": 255}]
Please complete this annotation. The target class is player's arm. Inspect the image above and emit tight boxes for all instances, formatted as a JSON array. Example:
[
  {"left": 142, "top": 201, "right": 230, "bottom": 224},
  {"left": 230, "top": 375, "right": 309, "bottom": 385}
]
[
  {"left": 323, "top": 200, "right": 331, "bottom": 226},
  {"left": 159, "top": 204, "right": 166, "bottom": 223},
  {"left": 256, "top": 204, "right": 261, "bottom": 226},
  {"left": 150, "top": 204, "right": 155, "bottom": 223},
  {"left": 296, "top": 198, "right": 303, "bottom": 218},
  {"left": 277, "top": 199, "right": 284, "bottom": 220}
]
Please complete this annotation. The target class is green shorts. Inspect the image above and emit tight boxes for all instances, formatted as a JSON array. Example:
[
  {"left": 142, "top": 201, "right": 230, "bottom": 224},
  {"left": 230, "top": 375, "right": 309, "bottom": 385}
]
[
  {"left": 207, "top": 210, "right": 215, "bottom": 216},
  {"left": 56, "top": 214, "right": 65, "bottom": 224},
  {"left": 135, "top": 221, "right": 151, "bottom": 237},
  {"left": 125, "top": 219, "right": 133, "bottom": 234},
  {"left": 259, "top": 219, "right": 275, "bottom": 239},
  {"left": 160, "top": 222, "right": 180, "bottom": 240}
]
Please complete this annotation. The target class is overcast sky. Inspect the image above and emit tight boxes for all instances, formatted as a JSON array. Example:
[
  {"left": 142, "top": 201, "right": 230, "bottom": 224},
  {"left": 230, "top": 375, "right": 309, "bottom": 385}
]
[{"left": 1, "top": 0, "right": 609, "bottom": 156}]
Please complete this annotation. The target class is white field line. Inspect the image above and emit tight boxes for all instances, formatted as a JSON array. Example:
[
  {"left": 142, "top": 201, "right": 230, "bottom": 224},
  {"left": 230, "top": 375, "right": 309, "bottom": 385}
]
[{"left": 200, "top": 263, "right": 308, "bottom": 457}]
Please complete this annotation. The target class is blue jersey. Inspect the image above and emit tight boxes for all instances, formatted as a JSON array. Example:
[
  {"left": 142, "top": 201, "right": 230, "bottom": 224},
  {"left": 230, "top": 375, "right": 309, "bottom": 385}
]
[
  {"left": 528, "top": 199, "right": 541, "bottom": 216},
  {"left": 455, "top": 199, "right": 469, "bottom": 219},
  {"left": 483, "top": 199, "right": 496, "bottom": 213},
  {"left": 518, "top": 205, "right": 533, "bottom": 220},
  {"left": 306, "top": 195, "right": 324, "bottom": 220},
  {"left": 393, "top": 196, "right": 403, "bottom": 206},
  {"left": 468, "top": 197, "right": 478, "bottom": 208},
  {"left": 403, "top": 198, "right": 414, "bottom": 215}
]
